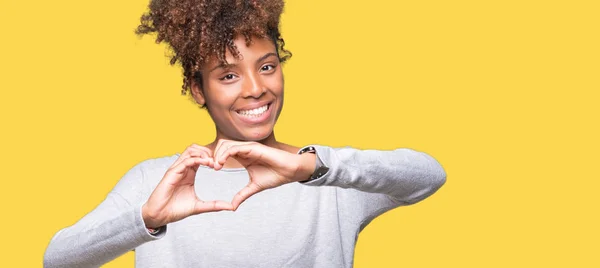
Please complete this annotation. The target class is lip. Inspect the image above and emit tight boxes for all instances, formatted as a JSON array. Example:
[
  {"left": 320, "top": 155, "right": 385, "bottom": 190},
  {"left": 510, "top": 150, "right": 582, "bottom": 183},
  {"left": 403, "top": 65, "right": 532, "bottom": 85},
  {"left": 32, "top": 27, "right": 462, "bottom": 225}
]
[
  {"left": 235, "top": 100, "right": 273, "bottom": 112},
  {"left": 234, "top": 101, "right": 273, "bottom": 125}
]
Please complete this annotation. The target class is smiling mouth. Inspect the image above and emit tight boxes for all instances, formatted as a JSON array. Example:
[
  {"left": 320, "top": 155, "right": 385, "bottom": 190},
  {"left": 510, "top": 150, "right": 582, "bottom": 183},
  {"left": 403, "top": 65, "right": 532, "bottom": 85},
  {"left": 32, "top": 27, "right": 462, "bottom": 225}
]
[{"left": 236, "top": 103, "right": 271, "bottom": 118}]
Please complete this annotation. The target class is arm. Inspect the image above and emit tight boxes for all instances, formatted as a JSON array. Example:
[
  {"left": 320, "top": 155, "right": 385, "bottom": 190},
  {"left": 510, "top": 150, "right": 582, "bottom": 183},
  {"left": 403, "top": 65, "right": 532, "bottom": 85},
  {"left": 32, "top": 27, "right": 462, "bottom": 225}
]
[
  {"left": 298, "top": 145, "right": 446, "bottom": 224},
  {"left": 210, "top": 140, "right": 446, "bottom": 212},
  {"left": 44, "top": 144, "right": 232, "bottom": 267},
  {"left": 300, "top": 145, "right": 446, "bottom": 204},
  {"left": 43, "top": 162, "right": 163, "bottom": 268}
]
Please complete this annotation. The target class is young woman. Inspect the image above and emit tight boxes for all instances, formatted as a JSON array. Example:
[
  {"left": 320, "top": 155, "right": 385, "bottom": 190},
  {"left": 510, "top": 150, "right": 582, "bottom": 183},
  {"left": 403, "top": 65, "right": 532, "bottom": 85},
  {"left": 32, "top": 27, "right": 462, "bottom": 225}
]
[{"left": 44, "top": 0, "right": 446, "bottom": 267}]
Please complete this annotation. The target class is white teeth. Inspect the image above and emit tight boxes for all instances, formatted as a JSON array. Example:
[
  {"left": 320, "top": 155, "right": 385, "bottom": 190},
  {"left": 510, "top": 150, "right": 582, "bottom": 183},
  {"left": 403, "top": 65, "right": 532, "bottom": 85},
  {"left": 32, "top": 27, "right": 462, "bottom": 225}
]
[{"left": 238, "top": 104, "right": 268, "bottom": 117}]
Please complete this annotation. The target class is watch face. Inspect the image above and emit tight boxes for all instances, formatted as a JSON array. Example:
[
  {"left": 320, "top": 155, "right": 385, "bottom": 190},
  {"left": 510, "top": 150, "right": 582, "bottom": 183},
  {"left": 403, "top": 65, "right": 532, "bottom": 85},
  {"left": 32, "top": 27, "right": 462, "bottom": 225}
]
[
  {"left": 313, "top": 166, "right": 330, "bottom": 179},
  {"left": 299, "top": 146, "right": 316, "bottom": 154}
]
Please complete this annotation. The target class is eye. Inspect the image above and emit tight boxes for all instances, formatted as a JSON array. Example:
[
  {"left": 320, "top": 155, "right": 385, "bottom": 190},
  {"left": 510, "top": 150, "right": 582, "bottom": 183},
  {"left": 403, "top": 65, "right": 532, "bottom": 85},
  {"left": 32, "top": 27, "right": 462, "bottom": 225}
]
[
  {"left": 219, "top": 74, "right": 237, "bottom": 81},
  {"left": 261, "top": 65, "right": 275, "bottom": 72}
]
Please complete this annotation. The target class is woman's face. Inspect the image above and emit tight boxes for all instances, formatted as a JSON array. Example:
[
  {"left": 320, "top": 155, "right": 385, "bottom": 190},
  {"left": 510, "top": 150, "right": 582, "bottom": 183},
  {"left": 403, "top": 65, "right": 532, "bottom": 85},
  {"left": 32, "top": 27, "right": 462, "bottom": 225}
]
[{"left": 192, "top": 35, "right": 284, "bottom": 142}]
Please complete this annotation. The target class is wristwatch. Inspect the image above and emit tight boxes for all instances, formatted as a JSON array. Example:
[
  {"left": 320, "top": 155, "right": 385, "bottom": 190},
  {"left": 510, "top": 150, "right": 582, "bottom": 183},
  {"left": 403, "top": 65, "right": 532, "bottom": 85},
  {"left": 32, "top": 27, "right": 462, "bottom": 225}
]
[
  {"left": 146, "top": 226, "right": 165, "bottom": 236},
  {"left": 298, "top": 146, "right": 330, "bottom": 182}
]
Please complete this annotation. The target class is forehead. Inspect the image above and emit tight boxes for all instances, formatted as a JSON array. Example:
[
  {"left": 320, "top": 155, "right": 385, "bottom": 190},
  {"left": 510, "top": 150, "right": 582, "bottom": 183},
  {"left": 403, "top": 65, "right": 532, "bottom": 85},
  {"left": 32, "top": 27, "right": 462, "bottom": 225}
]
[{"left": 203, "top": 36, "right": 277, "bottom": 68}]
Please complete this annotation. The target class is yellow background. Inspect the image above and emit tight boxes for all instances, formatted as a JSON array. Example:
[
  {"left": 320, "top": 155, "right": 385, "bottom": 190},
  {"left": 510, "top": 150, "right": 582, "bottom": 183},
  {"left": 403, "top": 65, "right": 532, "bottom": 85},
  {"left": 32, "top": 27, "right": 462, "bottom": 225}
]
[{"left": 1, "top": 0, "right": 598, "bottom": 267}]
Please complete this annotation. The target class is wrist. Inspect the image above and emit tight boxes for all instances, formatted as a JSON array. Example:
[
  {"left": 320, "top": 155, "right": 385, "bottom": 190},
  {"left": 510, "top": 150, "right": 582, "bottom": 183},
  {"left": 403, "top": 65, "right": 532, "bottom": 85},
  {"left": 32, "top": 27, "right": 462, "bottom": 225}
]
[
  {"left": 142, "top": 203, "right": 163, "bottom": 229},
  {"left": 296, "top": 151, "right": 316, "bottom": 182},
  {"left": 296, "top": 146, "right": 330, "bottom": 183}
]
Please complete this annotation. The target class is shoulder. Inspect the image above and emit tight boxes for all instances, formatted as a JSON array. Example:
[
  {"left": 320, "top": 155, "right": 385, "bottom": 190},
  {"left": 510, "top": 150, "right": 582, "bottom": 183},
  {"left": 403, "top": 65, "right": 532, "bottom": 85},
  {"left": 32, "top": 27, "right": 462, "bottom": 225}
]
[
  {"left": 133, "top": 153, "right": 179, "bottom": 178},
  {"left": 110, "top": 153, "right": 179, "bottom": 197}
]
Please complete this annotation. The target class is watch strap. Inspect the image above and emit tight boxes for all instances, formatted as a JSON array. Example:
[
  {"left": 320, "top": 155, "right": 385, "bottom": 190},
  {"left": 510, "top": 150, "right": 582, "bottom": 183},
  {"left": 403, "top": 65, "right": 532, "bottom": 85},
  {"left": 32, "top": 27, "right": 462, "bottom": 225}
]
[{"left": 297, "top": 146, "right": 330, "bottom": 181}]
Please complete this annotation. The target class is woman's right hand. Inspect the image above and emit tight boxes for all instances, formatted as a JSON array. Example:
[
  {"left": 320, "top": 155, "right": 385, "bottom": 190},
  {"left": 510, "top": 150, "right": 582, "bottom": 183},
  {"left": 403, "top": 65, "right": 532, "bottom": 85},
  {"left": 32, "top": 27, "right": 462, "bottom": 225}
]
[{"left": 141, "top": 144, "right": 234, "bottom": 228}]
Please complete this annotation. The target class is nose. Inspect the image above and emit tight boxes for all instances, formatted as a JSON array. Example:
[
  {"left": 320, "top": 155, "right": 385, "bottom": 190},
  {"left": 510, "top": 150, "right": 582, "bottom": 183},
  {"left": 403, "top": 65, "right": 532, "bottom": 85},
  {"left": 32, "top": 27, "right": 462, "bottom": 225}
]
[{"left": 241, "top": 71, "right": 265, "bottom": 99}]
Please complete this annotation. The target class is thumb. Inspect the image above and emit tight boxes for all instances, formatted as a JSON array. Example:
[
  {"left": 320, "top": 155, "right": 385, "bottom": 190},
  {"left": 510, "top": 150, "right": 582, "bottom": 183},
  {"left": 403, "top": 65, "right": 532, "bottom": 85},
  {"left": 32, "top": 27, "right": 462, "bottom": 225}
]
[
  {"left": 193, "top": 199, "right": 234, "bottom": 214},
  {"left": 231, "top": 182, "right": 262, "bottom": 211}
]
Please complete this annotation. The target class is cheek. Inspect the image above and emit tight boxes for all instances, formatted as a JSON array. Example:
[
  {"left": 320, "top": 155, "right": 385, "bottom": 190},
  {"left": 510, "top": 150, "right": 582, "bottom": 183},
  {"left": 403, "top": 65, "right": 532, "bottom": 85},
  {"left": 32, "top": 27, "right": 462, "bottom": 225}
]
[
  {"left": 204, "top": 86, "right": 238, "bottom": 128},
  {"left": 205, "top": 82, "right": 239, "bottom": 108},
  {"left": 265, "top": 73, "right": 284, "bottom": 94}
]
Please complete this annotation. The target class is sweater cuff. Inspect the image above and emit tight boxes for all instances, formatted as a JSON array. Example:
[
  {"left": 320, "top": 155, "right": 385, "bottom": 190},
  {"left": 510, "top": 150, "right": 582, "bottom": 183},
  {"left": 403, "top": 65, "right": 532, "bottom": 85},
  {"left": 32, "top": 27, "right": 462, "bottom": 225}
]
[
  {"left": 135, "top": 204, "right": 167, "bottom": 240},
  {"left": 297, "top": 145, "right": 334, "bottom": 186}
]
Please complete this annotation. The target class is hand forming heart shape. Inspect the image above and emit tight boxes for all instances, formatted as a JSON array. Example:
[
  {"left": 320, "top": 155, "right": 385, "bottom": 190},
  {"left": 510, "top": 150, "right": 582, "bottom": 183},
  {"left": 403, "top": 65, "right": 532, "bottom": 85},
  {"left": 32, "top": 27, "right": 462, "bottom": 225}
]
[{"left": 141, "top": 140, "right": 316, "bottom": 229}]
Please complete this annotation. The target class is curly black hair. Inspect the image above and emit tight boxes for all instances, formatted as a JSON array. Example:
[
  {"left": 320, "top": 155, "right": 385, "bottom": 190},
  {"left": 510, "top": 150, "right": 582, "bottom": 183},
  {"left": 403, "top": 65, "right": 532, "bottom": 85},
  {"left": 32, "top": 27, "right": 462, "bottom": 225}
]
[{"left": 135, "top": 0, "right": 292, "bottom": 104}]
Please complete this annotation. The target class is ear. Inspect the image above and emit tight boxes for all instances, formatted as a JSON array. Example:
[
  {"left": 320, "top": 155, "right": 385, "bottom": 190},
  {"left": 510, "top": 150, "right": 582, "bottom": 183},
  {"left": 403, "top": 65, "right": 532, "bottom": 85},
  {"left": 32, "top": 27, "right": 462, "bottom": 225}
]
[{"left": 190, "top": 79, "right": 206, "bottom": 106}]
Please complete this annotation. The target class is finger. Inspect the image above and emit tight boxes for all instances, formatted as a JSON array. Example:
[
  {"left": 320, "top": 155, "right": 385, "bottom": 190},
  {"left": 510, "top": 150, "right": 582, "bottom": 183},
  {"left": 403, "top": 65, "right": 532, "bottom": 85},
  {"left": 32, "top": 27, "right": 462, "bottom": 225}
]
[
  {"left": 173, "top": 144, "right": 213, "bottom": 167},
  {"left": 172, "top": 145, "right": 198, "bottom": 167},
  {"left": 231, "top": 182, "right": 262, "bottom": 210},
  {"left": 190, "top": 144, "right": 213, "bottom": 157},
  {"left": 193, "top": 200, "right": 234, "bottom": 214},
  {"left": 189, "top": 144, "right": 214, "bottom": 167},
  {"left": 172, "top": 151, "right": 209, "bottom": 168},
  {"left": 226, "top": 143, "right": 291, "bottom": 171},
  {"left": 216, "top": 144, "right": 260, "bottom": 169},
  {"left": 168, "top": 157, "right": 211, "bottom": 177},
  {"left": 151, "top": 157, "right": 211, "bottom": 209},
  {"left": 214, "top": 140, "right": 248, "bottom": 169},
  {"left": 213, "top": 139, "right": 229, "bottom": 160},
  {"left": 213, "top": 139, "right": 235, "bottom": 168}
]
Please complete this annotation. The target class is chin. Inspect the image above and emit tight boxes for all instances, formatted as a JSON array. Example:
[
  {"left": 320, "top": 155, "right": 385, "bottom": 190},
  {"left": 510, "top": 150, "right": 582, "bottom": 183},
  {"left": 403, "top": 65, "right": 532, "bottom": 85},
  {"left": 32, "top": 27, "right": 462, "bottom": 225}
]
[{"left": 241, "top": 128, "right": 274, "bottom": 142}]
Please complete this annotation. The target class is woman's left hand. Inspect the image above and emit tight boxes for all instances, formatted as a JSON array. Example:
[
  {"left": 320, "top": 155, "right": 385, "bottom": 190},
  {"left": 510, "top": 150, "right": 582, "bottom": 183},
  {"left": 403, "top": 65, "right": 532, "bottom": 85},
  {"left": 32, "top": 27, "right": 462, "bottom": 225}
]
[{"left": 212, "top": 140, "right": 316, "bottom": 210}]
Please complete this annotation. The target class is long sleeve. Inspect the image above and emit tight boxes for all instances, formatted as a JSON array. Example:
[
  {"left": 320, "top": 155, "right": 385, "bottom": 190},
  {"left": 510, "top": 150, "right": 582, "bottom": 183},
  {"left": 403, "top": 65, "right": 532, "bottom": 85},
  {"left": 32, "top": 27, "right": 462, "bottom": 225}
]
[
  {"left": 43, "top": 161, "right": 165, "bottom": 268},
  {"left": 299, "top": 145, "right": 446, "bottom": 228}
]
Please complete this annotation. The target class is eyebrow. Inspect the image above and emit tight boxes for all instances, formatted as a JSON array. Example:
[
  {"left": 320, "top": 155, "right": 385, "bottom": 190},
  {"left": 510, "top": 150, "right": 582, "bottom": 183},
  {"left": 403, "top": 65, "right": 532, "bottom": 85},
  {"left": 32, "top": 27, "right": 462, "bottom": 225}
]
[
  {"left": 257, "top": 52, "right": 278, "bottom": 64},
  {"left": 208, "top": 52, "right": 278, "bottom": 73}
]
